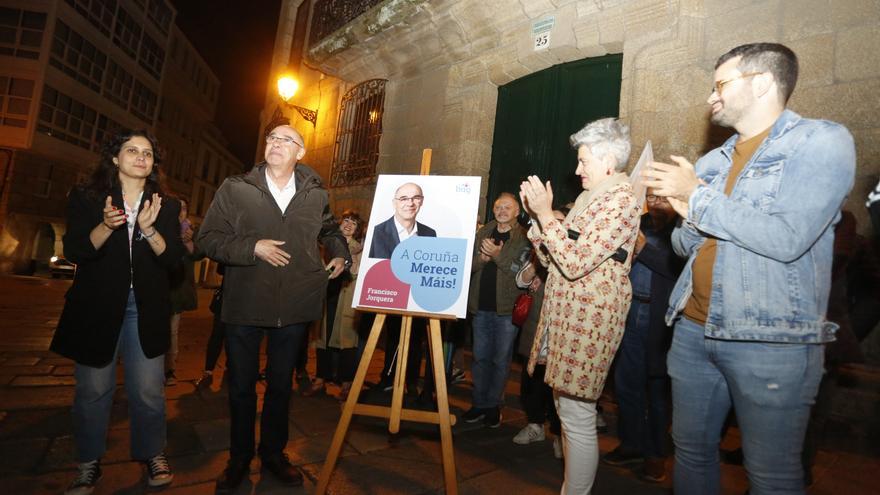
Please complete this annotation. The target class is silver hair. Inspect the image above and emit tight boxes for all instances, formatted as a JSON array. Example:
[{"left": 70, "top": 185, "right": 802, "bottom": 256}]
[{"left": 569, "top": 117, "right": 631, "bottom": 171}]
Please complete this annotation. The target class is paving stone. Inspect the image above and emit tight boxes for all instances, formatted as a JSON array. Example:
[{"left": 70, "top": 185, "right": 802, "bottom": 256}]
[
  {"left": 11, "top": 375, "right": 77, "bottom": 386},
  {"left": 0, "top": 408, "right": 71, "bottom": 440},
  {"left": 0, "top": 364, "right": 54, "bottom": 376},
  {"left": 0, "top": 386, "right": 75, "bottom": 410},
  {"left": 0, "top": 436, "right": 50, "bottom": 473},
  {"left": 51, "top": 365, "right": 75, "bottom": 376},
  {"left": 192, "top": 418, "right": 230, "bottom": 452},
  {"left": 2, "top": 356, "right": 41, "bottom": 366}
]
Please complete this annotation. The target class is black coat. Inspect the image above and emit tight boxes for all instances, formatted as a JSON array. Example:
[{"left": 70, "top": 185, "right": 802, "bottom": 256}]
[
  {"left": 633, "top": 214, "right": 684, "bottom": 376},
  {"left": 196, "top": 163, "right": 351, "bottom": 327},
  {"left": 368, "top": 216, "right": 437, "bottom": 259},
  {"left": 50, "top": 187, "right": 184, "bottom": 367}
]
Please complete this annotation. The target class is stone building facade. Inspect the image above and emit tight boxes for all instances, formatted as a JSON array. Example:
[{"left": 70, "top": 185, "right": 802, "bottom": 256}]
[{"left": 261, "top": 0, "right": 879, "bottom": 233}]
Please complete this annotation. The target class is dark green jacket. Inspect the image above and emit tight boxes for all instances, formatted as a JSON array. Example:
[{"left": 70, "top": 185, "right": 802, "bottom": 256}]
[
  {"left": 467, "top": 220, "right": 531, "bottom": 315},
  {"left": 197, "top": 163, "right": 350, "bottom": 327}
]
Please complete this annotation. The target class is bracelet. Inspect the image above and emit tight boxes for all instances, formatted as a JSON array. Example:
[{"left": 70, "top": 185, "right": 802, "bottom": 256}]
[{"left": 142, "top": 228, "right": 157, "bottom": 238}]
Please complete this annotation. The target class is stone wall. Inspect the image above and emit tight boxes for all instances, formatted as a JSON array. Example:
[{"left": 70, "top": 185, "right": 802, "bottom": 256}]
[{"left": 264, "top": 0, "right": 880, "bottom": 229}]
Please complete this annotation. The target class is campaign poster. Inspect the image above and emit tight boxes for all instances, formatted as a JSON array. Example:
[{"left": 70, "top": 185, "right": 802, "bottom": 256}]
[{"left": 353, "top": 175, "right": 481, "bottom": 318}]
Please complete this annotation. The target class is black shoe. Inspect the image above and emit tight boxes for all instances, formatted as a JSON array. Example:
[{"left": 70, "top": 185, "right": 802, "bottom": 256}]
[
  {"left": 602, "top": 446, "right": 645, "bottom": 466},
  {"left": 261, "top": 454, "right": 303, "bottom": 486},
  {"left": 484, "top": 407, "right": 502, "bottom": 428},
  {"left": 461, "top": 407, "right": 486, "bottom": 423},
  {"left": 65, "top": 459, "right": 102, "bottom": 495},
  {"left": 215, "top": 459, "right": 250, "bottom": 493},
  {"left": 144, "top": 452, "right": 173, "bottom": 487}
]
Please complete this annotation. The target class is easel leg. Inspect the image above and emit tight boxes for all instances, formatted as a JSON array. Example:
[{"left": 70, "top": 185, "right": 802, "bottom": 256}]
[
  {"left": 429, "top": 319, "right": 458, "bottom": 494},
  {"left": 315, "top": 314, "right": 386, "bottom": 494},
  {"left": 389, "top": 315, "right": 412, "bottom": 434}
]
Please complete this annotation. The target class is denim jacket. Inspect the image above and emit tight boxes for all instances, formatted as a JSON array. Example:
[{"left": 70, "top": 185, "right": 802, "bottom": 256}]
[{"left": 666, "top": 110, "right": 856, "bottom": 343}]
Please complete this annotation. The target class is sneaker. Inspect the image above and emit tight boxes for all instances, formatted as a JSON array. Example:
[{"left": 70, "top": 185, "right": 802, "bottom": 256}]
[
  {"left": 641, "top": 457, "right": 667, "bottom": 483},
  {"left": 450, "top": 367, "right": 467, "bottom": 384},
  {"left": 461, "top": 407, "right": 486, "bottom": 423},
  {"left": 601, "top": 446, "right": 644, "bottom": 466},
  {"left": 164, "top": 370, "right": 177, "bottom": 386},
  {"left": 513, "top": 423, "right": 546, "bottom": 444},
  {"left": 596, "top": 411, "right": 608, "bottom": 433},
  {"left": 196, "top": 371, "right": 213, "bottom": 389},
  {"left": 145, "top": 452, "right": 174, "bottom": 487},
  {"left": 484, "top": 407, "right": 502, "bottom": 428},
  {"left": 65, "top": 460, "right": 102, "bottom": 495},
  {"left": 553, "top": 437, "right": 564, "bottom": 459}
]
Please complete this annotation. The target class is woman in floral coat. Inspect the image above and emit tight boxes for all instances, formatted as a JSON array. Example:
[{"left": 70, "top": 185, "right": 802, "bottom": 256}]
[{"left": 520, "top": 117, "right": 641, "bottom": 494}]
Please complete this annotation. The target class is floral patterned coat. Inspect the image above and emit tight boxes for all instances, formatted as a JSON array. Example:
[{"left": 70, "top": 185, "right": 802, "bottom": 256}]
[{"left": 527, "top": 180, "right": 641, "bottom": 400}]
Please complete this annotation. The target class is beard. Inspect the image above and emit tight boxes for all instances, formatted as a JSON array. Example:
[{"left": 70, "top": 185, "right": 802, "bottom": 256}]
[{"left": 710, "top": 89, "right": 753, "bottom": 128}]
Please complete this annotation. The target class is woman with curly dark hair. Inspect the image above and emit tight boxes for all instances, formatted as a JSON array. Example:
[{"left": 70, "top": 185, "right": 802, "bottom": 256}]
[
  {"left": 50, "top": 129, "right": 184, "bottom": 495},
  {"left": 303, "top": 209, "right": 365, "bottom": 401}
]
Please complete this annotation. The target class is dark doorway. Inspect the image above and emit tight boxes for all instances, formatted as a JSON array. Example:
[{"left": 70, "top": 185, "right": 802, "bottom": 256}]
[{"left": 486, "top": 54, "right": 623, "bottom": 219}]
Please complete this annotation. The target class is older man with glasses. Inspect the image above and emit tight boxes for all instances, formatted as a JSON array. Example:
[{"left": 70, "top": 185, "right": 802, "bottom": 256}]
[{"left": 198, "top": 124, "right": 351, "bottom": 492}]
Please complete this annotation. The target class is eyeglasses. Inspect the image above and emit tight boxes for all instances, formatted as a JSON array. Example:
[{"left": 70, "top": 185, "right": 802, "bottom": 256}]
[
  {"left": 394, "top": 195, "right": 424, "bottom": 204},
  {"left": 711, "top": 72, "right": 763, "bottom": 95},
  {"left": 265, "top": 134, "right": 303, "bottom": 147}
]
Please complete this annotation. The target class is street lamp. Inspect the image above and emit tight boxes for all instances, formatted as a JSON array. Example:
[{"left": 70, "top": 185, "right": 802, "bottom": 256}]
[{"left": 276, "top": 75, "right": 317, "bottom": 127}]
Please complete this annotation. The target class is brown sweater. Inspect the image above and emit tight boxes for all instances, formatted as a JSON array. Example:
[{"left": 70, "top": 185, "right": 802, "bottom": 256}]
[{"left": 683, "top": 126, "right": 772, "bottom": 324}]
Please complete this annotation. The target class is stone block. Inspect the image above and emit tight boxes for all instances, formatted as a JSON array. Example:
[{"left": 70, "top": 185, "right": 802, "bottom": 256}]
[
  {"left": 782, "top": 0, "right": 834, "bottom": 40},
  {"left": 785, "top": 35, "right": 835, "bottom": 88},
  {"left": 704, "top": 1, "right": 781, "bottom": 58},
  {"left": 790, "top": 79, "right": 879, "bottom": 131},
  {"left": 835, "top": 24, "right": 880, "bottom": 81},
  {"left": 831, "top": 0, "right": 880, "bottom": 29},
  {"left": 623, "top": 0, "right": 677, "bottom": 36},
  {"left": 521, "top": 0, "right": 557, "bottom": 19}
]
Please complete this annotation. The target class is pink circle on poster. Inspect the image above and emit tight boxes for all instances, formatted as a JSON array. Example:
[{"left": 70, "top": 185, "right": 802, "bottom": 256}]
[{"left": 358, "top": 259, "right": 410, "bottom": 309}]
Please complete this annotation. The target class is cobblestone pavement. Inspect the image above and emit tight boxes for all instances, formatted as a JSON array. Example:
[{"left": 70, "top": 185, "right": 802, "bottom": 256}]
[{"left": 0, "top": 275, "right": 875, "bottom": 494}]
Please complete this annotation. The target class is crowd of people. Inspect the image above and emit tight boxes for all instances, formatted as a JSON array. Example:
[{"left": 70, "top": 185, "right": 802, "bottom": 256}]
[{"left": 51, "top": 41, "right": 877, "bottom": 495}]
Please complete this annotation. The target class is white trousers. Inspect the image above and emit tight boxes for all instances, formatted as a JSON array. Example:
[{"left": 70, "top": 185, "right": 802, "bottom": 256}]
[{"left": 554, "top": 391, "right": 599, "bottom": 495}]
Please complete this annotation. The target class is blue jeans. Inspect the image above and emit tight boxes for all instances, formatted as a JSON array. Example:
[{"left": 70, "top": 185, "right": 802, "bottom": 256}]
[
  {"left": 73, "top": 290, "right": 166, "bottom": 462},
  {"left": 614, "top": 299, "right": 670, "bottom": 458},
  {"left": 668, "top": 317, "right": 823, "bottom": 495},
  {"left": 471, "top": 311, "right": 519, "bottom": 409},
  {"left": 225, "top": 323, "right": 307, "bottom": 461}
]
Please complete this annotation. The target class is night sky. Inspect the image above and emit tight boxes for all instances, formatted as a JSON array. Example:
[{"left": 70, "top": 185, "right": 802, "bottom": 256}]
[{"left": 170, "top": 0, "right": 283, "bottom": 166}]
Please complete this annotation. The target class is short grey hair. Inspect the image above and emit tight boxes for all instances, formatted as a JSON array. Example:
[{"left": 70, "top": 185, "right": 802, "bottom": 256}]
[{"left": 569, "top": 118, "right": 631, "bottom": 171}]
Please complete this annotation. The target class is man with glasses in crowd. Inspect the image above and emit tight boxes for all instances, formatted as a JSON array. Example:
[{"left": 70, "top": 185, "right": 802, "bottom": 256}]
[
  {"left": 198, "top": 125, "right": 351, "bottom": 492},
  {"left": 643, "top": 42, "right": 856, "bottom": 494}
]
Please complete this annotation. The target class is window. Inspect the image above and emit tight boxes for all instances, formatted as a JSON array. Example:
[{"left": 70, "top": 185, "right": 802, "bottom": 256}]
[
  {"left": 330, "top": 79, "right": 386, "bottom": 187},
  {"left": 50, "top": 20, "right": 108, "bottom": 93},
  {"left": 102, "top": 60, "right": 133, "bottom": 109},
  {"left": 92, "top": 113, "right": 123, "bottom": 151},
  {"left": 0, "top": 76, "right": 35, "bottom": 128},
  {"left": 37, "top": 85, "right": 98, "bottom": 150},
  {"left": 130, "top": 79, "right": 156, "bottom": 123},
  {"left": 138, "top": 32, "right": 164, "bottom": 80},
  {"left": 146, "top": 0, "right": 172, "bottom": 34},
  {"left": 64, "top": 0, "right": 116, "bottom": 38},
  {"left": 34, "top": 163, "right": 53, "bottom": 198},
  {"left": 112, "top": 6, "right": 141, "bottom": 59},
  {"left": 0, "top": 7, "right": 46, "bottom": 60}
]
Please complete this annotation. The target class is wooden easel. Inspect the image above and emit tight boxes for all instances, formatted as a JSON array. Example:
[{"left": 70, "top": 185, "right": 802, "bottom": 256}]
[{"left": 315, "top": 149, "right": 459, "bottom": 494}]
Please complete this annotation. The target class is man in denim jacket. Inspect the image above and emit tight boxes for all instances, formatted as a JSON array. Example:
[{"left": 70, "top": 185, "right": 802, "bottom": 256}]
[{"left": 643, "top": 42, "right": 855, "bottom": 495}]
